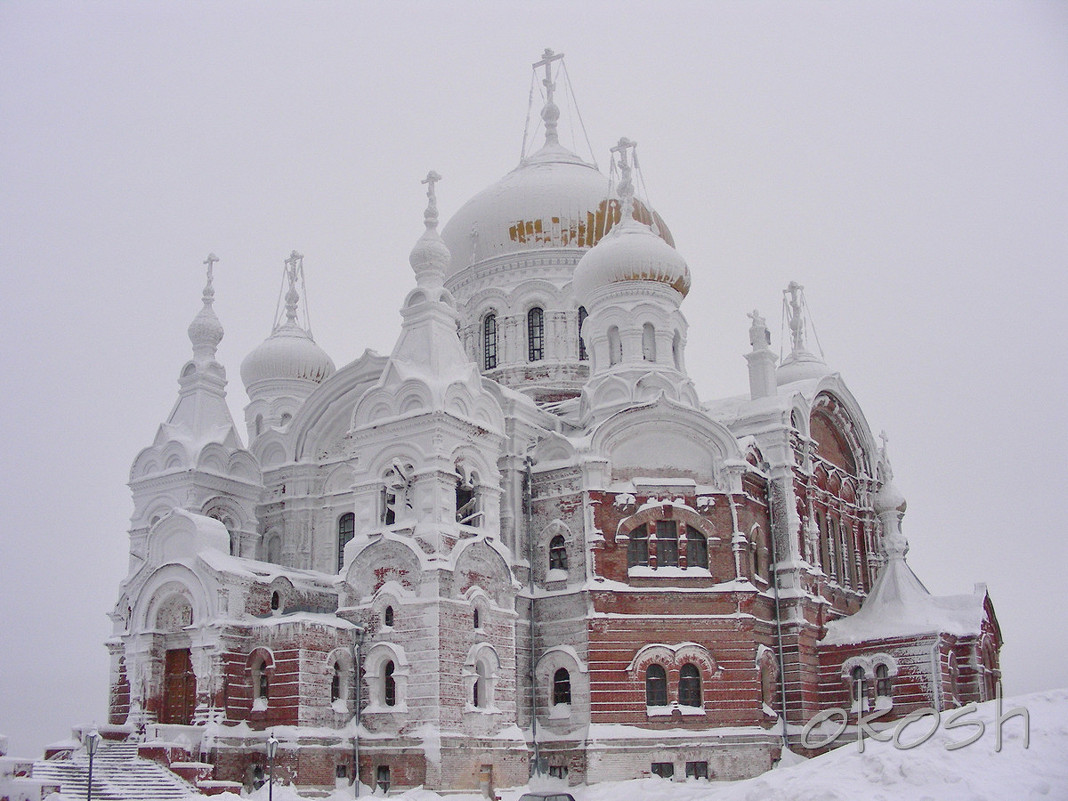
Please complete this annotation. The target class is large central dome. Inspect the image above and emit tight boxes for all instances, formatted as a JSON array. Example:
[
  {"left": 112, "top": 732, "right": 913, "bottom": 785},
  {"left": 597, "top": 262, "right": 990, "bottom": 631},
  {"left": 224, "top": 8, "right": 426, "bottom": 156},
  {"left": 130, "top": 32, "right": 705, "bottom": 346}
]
[{"left": 441, "top": 140, "right": 673, "bottom": 277}]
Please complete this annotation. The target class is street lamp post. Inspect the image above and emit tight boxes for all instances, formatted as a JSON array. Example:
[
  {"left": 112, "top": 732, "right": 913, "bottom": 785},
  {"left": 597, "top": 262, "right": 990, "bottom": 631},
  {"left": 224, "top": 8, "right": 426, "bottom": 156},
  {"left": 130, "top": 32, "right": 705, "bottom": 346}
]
[
  {"left": 84, "top": 729, "right": 101, "bottom": 801},
  {"left": 265, "top": 734, "right": 279, "bottom": 801}
]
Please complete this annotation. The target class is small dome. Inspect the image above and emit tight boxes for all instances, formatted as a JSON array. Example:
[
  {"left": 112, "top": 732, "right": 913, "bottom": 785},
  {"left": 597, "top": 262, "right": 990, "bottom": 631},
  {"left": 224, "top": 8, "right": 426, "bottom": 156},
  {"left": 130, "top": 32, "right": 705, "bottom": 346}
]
[
  {"left": 240, "top": 324, "right": 336, "bottom": 390},
  {"left": 188, "top": 303, "right": 223, "bottom": 356},
  {"left": 776, "top": 350, "right": 832, "bottom": 385},
  {"left": 571, "top": 217, "right": 690, "bottom": 303},
  {"left": 441, "top": 142, "right": 672, "bottom": 276}
]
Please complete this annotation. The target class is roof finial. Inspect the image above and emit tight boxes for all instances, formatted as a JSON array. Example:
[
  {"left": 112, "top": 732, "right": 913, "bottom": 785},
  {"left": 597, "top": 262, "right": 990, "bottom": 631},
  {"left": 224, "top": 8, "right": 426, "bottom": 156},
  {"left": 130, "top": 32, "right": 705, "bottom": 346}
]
[
  {"left": 202, "top": 253, "right": 219, "bottom": 303},
  {"left": 534, "top": 48, "right": 564, "bottom": 145},
  {"left": 283, "top": 250, "right": 303, "bottom": 326},
  {"left": 785, "top": 281, "right": 807, "bottom": 353},
  {"left": 422, "top": 170, "right": 442, "bottom": 230},
  {"left": 188, "top": 253, "right": 224, "bottom": 363},
  {"left": 611, "top": 137, "right": 637, "bottom": 223}
]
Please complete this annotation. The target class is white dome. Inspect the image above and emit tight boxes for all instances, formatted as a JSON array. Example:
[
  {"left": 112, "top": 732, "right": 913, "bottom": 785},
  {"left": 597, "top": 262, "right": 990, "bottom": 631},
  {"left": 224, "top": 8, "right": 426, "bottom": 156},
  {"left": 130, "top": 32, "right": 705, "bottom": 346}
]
[
  {"left": 572, "top": 217, "right": 690, "bottom": 303},
  {"left": 240, "top": 324, "right": 336, "bottom": 389},
  {"left": 441, "top": 142, "right": 672, "bottom": 276},
  {"left": 775, "top": 350, "right": 832, "bottom": 385}
]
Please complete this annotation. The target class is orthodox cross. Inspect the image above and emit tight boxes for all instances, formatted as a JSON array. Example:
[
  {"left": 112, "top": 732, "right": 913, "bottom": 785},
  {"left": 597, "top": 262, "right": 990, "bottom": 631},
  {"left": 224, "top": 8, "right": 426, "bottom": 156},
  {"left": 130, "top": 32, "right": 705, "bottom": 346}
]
[
  {"left": 611, "top": 137, "right": 637, "bottom": 218},
  {"left": 283, "top": 250, "right": 303, "bottom": 324},
  {"left": 533, "top": 48, "right": 564, "bottom": 104},
  {"left": 202, "top": 253, "right": 219, "bottom": 298},
  {"left": 422, "top": 170, "right": 442, "bottom": 226},
  {"left": 785, "top": 281, "right": 806, "bottom": 352}
]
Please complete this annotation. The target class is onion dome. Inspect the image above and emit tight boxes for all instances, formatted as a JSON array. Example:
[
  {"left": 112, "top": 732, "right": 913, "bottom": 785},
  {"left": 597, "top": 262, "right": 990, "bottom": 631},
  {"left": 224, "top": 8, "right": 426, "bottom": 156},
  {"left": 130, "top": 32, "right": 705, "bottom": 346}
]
[
  {"left": 240, "top": 323, "right": 335, "bottom": 388},
  {"left": 240, "top": 252, "right": 336, "bottom": 391},
  {"left": 873, "top": 477, "right": 907, "bottom": 515},
  {"left": 571, "top": 138, "right": 690, "bottom": 303}
]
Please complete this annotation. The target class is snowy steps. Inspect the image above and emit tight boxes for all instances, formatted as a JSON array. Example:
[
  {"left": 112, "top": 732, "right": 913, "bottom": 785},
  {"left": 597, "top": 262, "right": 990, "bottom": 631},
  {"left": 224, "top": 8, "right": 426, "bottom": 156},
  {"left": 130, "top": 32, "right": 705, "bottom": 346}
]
[{"left": 31, "top": 741, "right": 196, "bottom": 801}]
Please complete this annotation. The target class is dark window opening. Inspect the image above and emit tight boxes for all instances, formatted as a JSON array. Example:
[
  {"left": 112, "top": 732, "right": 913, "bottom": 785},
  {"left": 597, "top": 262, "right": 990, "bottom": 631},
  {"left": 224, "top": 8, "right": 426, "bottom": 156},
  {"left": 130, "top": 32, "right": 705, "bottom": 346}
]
[
  {"left": 331, "top": 663, "right": 341, "bottom": 702},
  {"left": 384, "top": 661, "right": 396, "bottom": 707},
  {"left": 548, "top": 765, "right": 568, "bottom": 780},
  {"left": 628, "top": 525, "right": 649, "bottom": 567},
  {"left": 473, "top": 608, "right": 480, "bottom": 629},
  {"left": 483, "top": 313, "right": 498, "bottom": 370},
  {"left": 646, "top": 664, "right": 668, "bottom": 706},
  {"left": 375, "top": 766, "right": 390, "bottom": 794},
  {"left": 337, "top": 512, "right": 355, "bottom": 573},
  {"left": 335, "top": 765, "right": 347, "bottom": 779},
  {"left": 651, "top": 762, "right": 674, "bottom": 779},
  {"left": 549, "top": 534, "right": 567, "bottom": 571},
  {"left": 679, "top": 663, "right": 702, "bottom": 707},
  {"left": 851, "top": 665, "right": 865, "bottom": 704},
  {"left": 456, "top": 481, "right": 478, "bottom": 525},
  {"left": 876, "top": 664, "right": 892, "bottom": 698},
  {"left": 270, "top": 591, "right": 280, "bottom": 611},
  {"left": 528, "top": 307, "right": 544, "bottom": 361},
  {"left": 655, "top": 520, "right": 678, "bottom": 567},
  {"left": 578, "top": 306, "right": 588, "bottom": 360},
  {"left": 258, "top": 666, "right": 269, "bottom": 700},
  {"left": 685, "top": 525, "right": 707, "bottom": 569},
  {"left": 553, "top": 668, "right": 571, "bottom": 705},
  {"left": 384, "top": 605, "right": 394, "bottom": 627},
  {"left": 685, "top": 761, "right": 709, "bottom": 780}
]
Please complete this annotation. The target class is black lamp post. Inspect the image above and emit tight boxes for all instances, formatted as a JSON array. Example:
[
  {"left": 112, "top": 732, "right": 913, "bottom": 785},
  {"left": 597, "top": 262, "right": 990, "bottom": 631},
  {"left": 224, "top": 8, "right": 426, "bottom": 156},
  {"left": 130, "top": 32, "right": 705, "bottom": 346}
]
[
  {"left": 266, "top": 734, "right": 279, "bottom": 801},
  {"left": 85, "top": 729, "right": 101, "bottom": 801}
]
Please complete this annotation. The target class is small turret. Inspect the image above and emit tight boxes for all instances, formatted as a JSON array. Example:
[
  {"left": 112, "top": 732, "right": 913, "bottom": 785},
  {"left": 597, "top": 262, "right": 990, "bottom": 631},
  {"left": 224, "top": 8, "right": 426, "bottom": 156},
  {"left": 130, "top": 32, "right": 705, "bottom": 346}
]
[{"left": 744, "top": 309, "right": 777, "bottom": 399}]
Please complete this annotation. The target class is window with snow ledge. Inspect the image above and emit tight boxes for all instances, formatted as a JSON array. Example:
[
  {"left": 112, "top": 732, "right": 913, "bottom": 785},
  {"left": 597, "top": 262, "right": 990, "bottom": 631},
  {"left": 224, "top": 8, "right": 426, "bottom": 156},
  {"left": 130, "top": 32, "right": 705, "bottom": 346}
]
[{"left": 627, "top": 521, "right": 710, "bottom": 576}]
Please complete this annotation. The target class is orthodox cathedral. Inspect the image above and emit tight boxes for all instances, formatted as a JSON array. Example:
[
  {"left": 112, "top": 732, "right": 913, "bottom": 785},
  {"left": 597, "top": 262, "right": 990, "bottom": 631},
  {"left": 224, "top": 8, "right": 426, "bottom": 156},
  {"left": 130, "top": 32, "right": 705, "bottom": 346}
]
[{"left": 98, "top": 52, "right": 1001, "bottom": 793}]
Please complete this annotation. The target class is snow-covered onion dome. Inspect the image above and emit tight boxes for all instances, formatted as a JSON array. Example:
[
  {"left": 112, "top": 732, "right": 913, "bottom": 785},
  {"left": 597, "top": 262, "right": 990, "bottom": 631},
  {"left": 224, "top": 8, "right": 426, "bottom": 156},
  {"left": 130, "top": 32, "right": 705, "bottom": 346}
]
[
  {"left": 240, "top": 253, "right": 335, "bottom": 392},
  {"left": 572, "top": 141, "right": 690, "bottom": 304}
]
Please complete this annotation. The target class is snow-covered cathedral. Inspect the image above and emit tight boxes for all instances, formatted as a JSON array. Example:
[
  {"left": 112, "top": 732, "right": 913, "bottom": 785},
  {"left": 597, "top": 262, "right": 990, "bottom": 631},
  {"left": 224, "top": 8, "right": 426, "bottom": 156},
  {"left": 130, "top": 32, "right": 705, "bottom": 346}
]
[{"left": 104, "top": 53, "right": 1002, "bottom": 793}]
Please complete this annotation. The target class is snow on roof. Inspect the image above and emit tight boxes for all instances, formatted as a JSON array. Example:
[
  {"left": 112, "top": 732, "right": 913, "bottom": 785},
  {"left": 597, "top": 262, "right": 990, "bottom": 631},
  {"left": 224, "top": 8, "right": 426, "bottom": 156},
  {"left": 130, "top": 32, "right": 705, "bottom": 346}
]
[{"left": 822, "top": 554, "right": 986, "bottom": 646}]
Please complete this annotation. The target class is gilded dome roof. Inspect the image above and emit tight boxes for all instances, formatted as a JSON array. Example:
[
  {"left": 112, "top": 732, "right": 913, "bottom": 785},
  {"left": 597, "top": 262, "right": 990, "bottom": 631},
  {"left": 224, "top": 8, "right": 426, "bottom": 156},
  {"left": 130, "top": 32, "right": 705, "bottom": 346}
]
[{"left": 440, "top": 141, "right": 672, "bottom": 276}]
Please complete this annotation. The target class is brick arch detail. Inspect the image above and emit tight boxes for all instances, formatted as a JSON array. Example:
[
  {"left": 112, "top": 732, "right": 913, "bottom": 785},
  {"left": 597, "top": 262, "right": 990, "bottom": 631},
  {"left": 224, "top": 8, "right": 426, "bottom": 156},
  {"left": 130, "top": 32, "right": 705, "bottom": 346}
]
[{"left": 614, "top": 503, "right": 718, "bottom": 544}]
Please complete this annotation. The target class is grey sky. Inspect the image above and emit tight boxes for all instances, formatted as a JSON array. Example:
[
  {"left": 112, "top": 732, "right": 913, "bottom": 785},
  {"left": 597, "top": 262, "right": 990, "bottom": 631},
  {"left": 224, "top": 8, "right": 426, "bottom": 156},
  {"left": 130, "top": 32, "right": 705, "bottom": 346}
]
[{"left": 1, "top": 1, "right": 1065, "bottom": 757}]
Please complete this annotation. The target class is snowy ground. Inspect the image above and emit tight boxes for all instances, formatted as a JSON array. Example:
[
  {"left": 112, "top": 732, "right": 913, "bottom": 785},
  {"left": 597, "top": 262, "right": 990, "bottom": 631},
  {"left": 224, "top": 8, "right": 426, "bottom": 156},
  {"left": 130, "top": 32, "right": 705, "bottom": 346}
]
[{"left": 65, "top": 689, "right": 1068, "bottom": 801}]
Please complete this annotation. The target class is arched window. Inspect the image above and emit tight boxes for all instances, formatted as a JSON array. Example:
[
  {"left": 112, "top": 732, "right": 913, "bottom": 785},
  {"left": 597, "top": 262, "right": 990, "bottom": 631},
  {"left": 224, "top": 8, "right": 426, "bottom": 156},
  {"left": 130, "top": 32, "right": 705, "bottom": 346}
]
[
  {"left": 608, "top": 325, "right": 622, "bottom": 365},
  {"left": 577, "top": 307, "right": 588, "bottom": 360},
  {"left": 254, "top": 414, "right": 264, "bottom": 436},
  {"left": 266, "top": 534, "right": 281, "bottom": 564},
  {"left": 527, "top": 307, "right": 544, "bottom": 361},
  {"left": 331, "top": 662, "right": 342, "bottom": 702},
  {"left": 337, "top": 512, "right": 355, "bottom": 573},
  {"left": 383, "top": 605, "right": 394, "bottom": 628},
  {"left": 473, "top": 661, "right": 490, "bottom": 707},
  {"left": 456, "top": 469, "right": 479, "bottom": 525},
  {"left": 553, "top": 668, "right": 571, "bottom": 705},
  {"left": 685, "top": 526, "right": 707, "bottom": 570},
  {"left": 678, "top": 663, "right": 702, "bottom": 707},
  {"left": 549, "top": 534, "right": 567, "bottom": 571},
  {"left": 473, "top": 608, "right": 480, "bottom": 629},
  {"left": 253, "top": 659, "right": 269, "bottom": 704},
  {"left": 483, "top": 313, "right": 498, "bottom": 370},
  {"left": 875, "top": 664, "right": 892, "bottom": 699},
  {"left": 672, "top": 330, "right": 682, "bottom": 370},
  {"left": 384, "top": 661, "right": 396, "bottom": 707},
  {"left": 642, "top": 322, "right": 656, "bottom": 361},
  {"left": 645, "top": 664, "right": 668, "bottom": 706},
  {"left": 850, "top": 665, "right": 865, "bottom": 705},
  {"left": 844, "top": 524, "right": 857, "bottom": 588},
  {"left": 270, "top": 591, "right": 281, "bottom": 612},
  {"left": 817, "top": 512, "right": 830, "bottom": 574},
  {"left": 628, "top": 525, "right": 649, "bottom": 567},
  {"left": 655, "top": 521, "right": 679, "bottom": 567}
]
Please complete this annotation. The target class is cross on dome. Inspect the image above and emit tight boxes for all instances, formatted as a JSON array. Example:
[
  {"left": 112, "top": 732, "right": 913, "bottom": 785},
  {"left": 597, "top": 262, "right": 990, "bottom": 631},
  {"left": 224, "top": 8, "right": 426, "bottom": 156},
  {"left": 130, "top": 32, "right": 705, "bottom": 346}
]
[
  {"left": 282, "top": 250, "right": 304, "bottom": 326},
  {"left": 534, "top": 48, "right": 564, "bottom": 145},
  {"left": 202, "top": 252, "right": 219, "bottom": 300},
  {"left": 611, "top": 137, "right": 637, "bottom": 221},
  {"left": 422, "top": 170, "right": 442, "bottom": 229}
]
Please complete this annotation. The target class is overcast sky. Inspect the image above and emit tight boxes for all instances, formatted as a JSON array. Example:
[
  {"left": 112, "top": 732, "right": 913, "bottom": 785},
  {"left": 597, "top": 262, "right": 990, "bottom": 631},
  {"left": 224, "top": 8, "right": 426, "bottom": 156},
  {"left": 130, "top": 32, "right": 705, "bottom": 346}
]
[{"left": 1, "top": 1, "right": 1065, "bottom": 757}]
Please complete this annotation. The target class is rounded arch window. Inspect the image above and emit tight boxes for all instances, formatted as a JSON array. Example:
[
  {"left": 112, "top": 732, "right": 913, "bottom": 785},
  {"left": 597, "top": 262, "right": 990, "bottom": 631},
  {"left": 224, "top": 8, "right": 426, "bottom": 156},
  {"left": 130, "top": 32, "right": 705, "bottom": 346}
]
[
  {"left": 553, "top": 667, "right": 572, "bottom": 705},
  {"left": 577, "top": 306, "right": 588, "bottom": 360},
  {"left": 527, "top": 307, "right": 544, "bottom": 361},
  {"left": 850, "top": 665, "right": 866, "bottom": 703},
  {"left": 384, "top": 661, "right": 397, "bottom": 707},
  {"left": 337, "top": 512, "right": 355, "bottom": 573},
  {"left": 875, "top": 663, "right": 892, "bottom": 698},
  {"left": 383, "top": 605, "right": 394, "bottom": 628},
  {"left": 270, "top": 591, "right": 281, "bottom": 612},
  {"left": 608, "top": 325, "right": 622, "bottom": 365},
  {"left": 549, "top": 534, "right": 567, "bottom": 571},
  {"left": 642, "top": 322, "right": 656, "bottom": 361},
  {"left": 483, "top": 312, "right": 498, "bottom": 370},
  {"left": 684, "top": 525, "right": 707, "bottom": 569},
  {"left": 679, "top": 663, "right": 702, "bottom": 707},
  {"left": 473, "top": 607, "right": 480, "bottom": 630},
  {"left": 645, "top": 664, "right": 668, "bottom": 706},
  {"left": 331, "top": 661, "right": 342, "bottom": 702}
]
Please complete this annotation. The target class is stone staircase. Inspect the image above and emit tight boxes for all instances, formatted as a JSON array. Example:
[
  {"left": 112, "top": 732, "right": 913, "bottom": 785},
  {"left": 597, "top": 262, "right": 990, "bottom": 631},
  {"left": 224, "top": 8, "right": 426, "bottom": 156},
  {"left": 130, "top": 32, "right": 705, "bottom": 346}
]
[{"left": 31, "top": 741, "right": 197, "bottom": 801}]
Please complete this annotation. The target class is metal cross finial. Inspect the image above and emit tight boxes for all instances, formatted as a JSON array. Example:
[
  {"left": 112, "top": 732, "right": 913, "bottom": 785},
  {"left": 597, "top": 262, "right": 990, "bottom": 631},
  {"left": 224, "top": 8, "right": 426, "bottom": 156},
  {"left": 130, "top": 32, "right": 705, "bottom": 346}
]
[
  {"left": 533, "top": 48, "right": 564, "bottom": 102},
  {"left": 611, "top": 137, "right": 637, "bottom": 220},
  {"left": 533, "top": 48, "right": 565, "bottom": 145},
  {"left": 202, "top": 253, "right": 219, "bottom": 301},
  {"left": 785, "top": 281, "right": 806, "bottom": 352},
  {"left": 283, "top": 251, "right": 303, "bottom": 324},
  {"left": 422, "top": 170, "right": 442, "bottom": 227}
]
